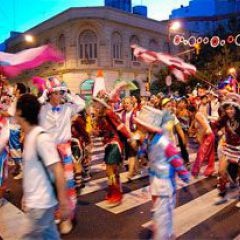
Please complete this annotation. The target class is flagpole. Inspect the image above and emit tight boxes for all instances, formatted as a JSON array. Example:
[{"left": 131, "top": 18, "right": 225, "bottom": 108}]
[{"left": 147, "top": 64, "right": 152, "bottom": 99}]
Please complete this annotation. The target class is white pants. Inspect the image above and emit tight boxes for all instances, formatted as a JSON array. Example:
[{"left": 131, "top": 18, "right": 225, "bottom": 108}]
[{"left": 152, "top": 194, "right": 176, "bottom": 240}]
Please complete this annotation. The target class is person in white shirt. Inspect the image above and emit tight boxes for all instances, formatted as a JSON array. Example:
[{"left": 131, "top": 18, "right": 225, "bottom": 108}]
[
  {"left": 38, "top": 77, "right": 85, "bottom": 234},
  {"left": 15, "top": 94, "right": 70, "bottom": 240}
]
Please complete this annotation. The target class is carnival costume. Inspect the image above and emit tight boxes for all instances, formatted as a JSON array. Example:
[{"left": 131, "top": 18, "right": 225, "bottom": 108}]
[
  {"left": 93, "top": 95, "right": 131, "bottom": 206},
  {"left": 0, "top": 115, "right": 10, "bottom": 205},
  {"left": 134, "top": 106, "right": 190, "bottom": 240},
  {"left": 38, "top": 77, "right": 85, "bottom": 232},
  {"left": 213, "top": 93, "right": 240, "bottom": 204}
]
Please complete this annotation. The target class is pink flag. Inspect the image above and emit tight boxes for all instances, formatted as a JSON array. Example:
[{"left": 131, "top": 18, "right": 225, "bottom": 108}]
[
  {"left": 131, "top": 44, "right": 196, "bottom": 82},
  {"left": 0, "top": 44, "right": 64, "bottom": 77}
]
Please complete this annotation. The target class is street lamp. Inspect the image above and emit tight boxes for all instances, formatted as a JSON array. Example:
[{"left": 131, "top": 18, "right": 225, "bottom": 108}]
[
  {"left": 24, "top": 34, "right": 34, "bottom": 43},
  {"left": 228, "top": 67, "right": 236, "bottom": 75},
  {"left": 167, "top": 21, "right": 182, "bottom": 53}
]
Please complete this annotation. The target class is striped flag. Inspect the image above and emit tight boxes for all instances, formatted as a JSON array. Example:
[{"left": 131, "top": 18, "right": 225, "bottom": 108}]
[
  {"left": 131, "top": 44, "right": 196, "bottom": 82},
  {"left": 0, "top": 44, "right": 64, "bottom": 77}
]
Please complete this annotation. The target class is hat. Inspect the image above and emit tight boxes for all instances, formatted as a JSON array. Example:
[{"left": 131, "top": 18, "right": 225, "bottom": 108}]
[
  {"left": 134, "top": 106, "right": 163, "bottom": 133},
  {"left": 161, "top": 98, "right": 171, "bottom": 107},
  {"left": 46, "top": 77, "right": 67, "bottom": 93},
  {"left": 221, "top": 93, "right": 240, "bottom": 110},
  {"left": 92, "top": 90, "right": 111, "bottom": 109}
]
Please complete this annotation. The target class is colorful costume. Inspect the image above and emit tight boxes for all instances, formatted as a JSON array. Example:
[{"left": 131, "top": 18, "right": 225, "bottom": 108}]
[
  {"left": 0, "top": 116, "right": 10, "bottom": 188},
  {"left": 134, "top": 106, "right": 190, "bottom": 240},
  {"left": 148, "top": 134, "right": 190, "bottom": 239},
  {"left": 95, "top": 108, "right": 131, "bottom": 205},
  {"left": 213, "top": 116, "right": 240, "bottom": 200},
  {"left": 191, "top": 112, "right": 215, "bottom": 177},
  {"left": 39, "top": 78, "right": 85, "bottom": 219}
]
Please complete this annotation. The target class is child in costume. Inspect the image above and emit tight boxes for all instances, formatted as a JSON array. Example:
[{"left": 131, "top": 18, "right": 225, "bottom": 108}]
[
  {"left": 38, "top": 77, "right": 85, "bottom": 234},
  {"left": 134, "top": 106, "right": 190, "bottom": 240},
  {"left": 119, "top": 96, "right": 139, "bottom": 181}
]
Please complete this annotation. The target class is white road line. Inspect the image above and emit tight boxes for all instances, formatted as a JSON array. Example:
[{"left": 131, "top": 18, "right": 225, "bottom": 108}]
[
  {"left": 142, "top": 189, "right": 236, "bottom": 237},
  {"left": 0, "top": 200, "right": 29, "bottom": 240},
  {"left": 96, "top": 175, "right": 207, "bottom": 214},
  {"left": 81, "top": 168, "right": 148, "bottom": 195}
]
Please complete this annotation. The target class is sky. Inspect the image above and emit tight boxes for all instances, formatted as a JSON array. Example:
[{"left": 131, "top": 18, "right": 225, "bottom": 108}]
[{"left": 0, "top": 0, "right": 190, "bottom": 43}]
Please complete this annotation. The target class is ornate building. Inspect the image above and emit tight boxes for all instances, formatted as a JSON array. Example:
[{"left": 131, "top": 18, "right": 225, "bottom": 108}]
[{"left": 6, "top": 7, "right": 169, "bottom": 96}]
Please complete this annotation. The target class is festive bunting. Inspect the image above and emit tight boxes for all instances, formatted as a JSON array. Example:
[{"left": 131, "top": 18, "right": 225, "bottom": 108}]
[{"left": 173, "top": 34, "right": 240, "bottom": 48}]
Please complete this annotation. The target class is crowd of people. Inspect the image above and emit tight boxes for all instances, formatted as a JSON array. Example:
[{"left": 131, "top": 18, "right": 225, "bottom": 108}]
[{"left": 0, "top": 77, "right": 239, "bottom": 239}]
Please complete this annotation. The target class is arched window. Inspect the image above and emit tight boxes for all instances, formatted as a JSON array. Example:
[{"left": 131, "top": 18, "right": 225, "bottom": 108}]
[
  {"left": 57, "top": 34, "right": 65, "bottom": 57},
  {"left": 112, "top": 32, "right": 122, "bottom": 59},
  {"left": 130, "top": 35, "right": 140, "bottom": 61},
  {"left": 78, "top": 30, "right": 98, "bottom": 59},
  {"left": 149, "top": 39, "right": 159, "bottom": 52}
]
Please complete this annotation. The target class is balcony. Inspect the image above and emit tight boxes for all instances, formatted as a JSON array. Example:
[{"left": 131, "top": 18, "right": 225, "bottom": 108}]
[
  {"left": 112, "top": 59, "right": 124, "bottom": 67},
  {"left": 131, "top": 61, "right": 141, "bottom": 67},
  {"left": 80, "top": 59, "right": 96, "bottom": 65}
]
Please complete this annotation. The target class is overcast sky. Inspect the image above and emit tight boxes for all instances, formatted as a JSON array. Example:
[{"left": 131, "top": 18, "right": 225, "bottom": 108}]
[{"left": 0, "top": 0, "right": 190, "bottom": 43}]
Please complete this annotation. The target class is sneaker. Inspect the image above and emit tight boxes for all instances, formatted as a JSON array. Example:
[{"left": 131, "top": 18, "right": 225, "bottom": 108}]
[
  {"left": 59, "top": 219, "right": 73, "bottom": 235},
  {"left": 214, "top": 196, "right": 228, "bottom": 205},
  {"left": 106, "top": 194, "right": 122, "bottom": 207},
  {"left": 14, "top": 171, "right": 23, "bottom": 180}
]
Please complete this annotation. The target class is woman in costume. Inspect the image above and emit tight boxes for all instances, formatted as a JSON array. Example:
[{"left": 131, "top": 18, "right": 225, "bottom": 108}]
[
  {"left": 188, "top": 105, "right": 215, "bottom": 177},
  {"left": 92, "top": 92, "right": 133, "bottom": 207},
  {"left": 212, "top": 93, "right": 240, "bottom": 205}
]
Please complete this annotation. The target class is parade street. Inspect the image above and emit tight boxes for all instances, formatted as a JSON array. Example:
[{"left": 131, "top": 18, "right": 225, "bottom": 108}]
[{"left": 1, "top": 140, "right": 240, "bottom": 240}]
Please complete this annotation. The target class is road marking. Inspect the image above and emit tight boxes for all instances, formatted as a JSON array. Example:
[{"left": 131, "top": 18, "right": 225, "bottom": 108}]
[
  {"left": 142, "top": 189, "right": 236, "bottom": 237},
  {"left": 81, "top": 168, "right": 148, "bottom": 195},
  {"left": 96, "top": 175, "right": 206, "bottom": 214},
  {"left": 0, "top": 200, "right": 29, "bottom": 240}
]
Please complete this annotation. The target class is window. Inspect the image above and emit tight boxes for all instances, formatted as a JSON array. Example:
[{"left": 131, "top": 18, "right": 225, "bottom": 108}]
[
  {"left": 149, "top": 39, "right": 159, "bottom": 52},
  {"left": 130, "top": 35, "right": 140, "bottom": 61},
  {"left": 57, "top": 34, "right": 66, "bottom": 57},
  {"left": 78, "top": 30, "right": 98, "bottom": 59},
  {"left": 112, "top": 32, "right": 122, "bottom": 59}
]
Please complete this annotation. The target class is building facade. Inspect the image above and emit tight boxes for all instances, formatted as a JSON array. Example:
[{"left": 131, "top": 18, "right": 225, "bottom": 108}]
[
  {"left": 6, "top": 7, "right": 169, "bottom": 96},
  {"left": 170, "top": 0, "right": 240, "bottom": 34}
]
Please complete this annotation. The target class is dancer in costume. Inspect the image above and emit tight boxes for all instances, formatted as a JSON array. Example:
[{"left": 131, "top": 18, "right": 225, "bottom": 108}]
[
  {"left": 0, "top": 83, "right": 26, "bottom": 180},
  {"left": 92, "top": 93, "right": 133, "bottom": 207},
  {"left": 119, "top": 96, "right": 139, "bottom": 181},
  {"left": 38, "top": 77, "right": 85, "bottom": 234},
  {"left": 0, "top": 114, "right": 10, "bottom": 207},
  {"left": 71, "top": 110, "right": 91, "bottom": 195},
  {"left": 161, "top": 98, "right": 190, "bottom": 166},
  {"left": 212, "top": 93, "right": 240, "bottom": 205},
  {"left": 188, "top": 105, "right": 215, "bottom": 177},
  {"left": 134, "top": 106, "right": 190, "bottom": 240}
]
